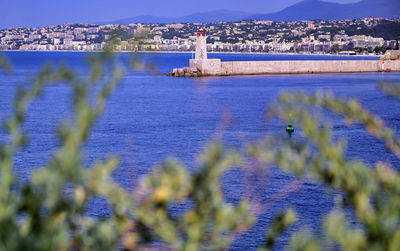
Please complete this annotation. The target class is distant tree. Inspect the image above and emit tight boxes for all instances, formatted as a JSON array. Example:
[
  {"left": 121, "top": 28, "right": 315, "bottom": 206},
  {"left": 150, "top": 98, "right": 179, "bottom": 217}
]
[{"left": 354, "top": 47, "right": 364, "bottom": 53}]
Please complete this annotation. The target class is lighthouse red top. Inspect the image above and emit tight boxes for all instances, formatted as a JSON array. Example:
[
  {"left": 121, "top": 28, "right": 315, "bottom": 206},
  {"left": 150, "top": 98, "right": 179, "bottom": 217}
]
[{"left": 197, "top": 29, "right": 205, "bottom": 37}]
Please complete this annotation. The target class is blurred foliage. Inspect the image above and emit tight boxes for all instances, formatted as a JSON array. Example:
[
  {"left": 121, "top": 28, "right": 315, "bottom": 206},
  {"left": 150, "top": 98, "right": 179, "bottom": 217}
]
[
  {"left": 136, "top": 145, "right": 252, "bottom": 250},
  {"left": 0, "top": 50, "right": 254, "bottom": 251},
  {"left": 1, "top": 46, "right": 400, "bottom": 251},
  {"left": 259, "top": 208, "right": 297, "bottom": 251},
  {"left": 250, "top": 87, "right": 400, "bottom": 250},
  {"left": 378, "top": 82, "right": 400, "bottom": 98},
  {"left": 0, "top": 54, "right": 11, "bottom": 72},
  {"left": 0, "top": 48, "right": 135, "bottom": 250}
]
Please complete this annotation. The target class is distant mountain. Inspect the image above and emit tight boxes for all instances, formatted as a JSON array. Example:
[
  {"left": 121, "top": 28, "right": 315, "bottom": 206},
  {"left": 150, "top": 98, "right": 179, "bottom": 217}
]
[
  {"left": 249, "top": 0, "right": 400, "bottom": 21},
  {"left": 108, "top": 10, "right": 254, "bottom": 24},
  {"left": 105, "top": 0, "right": 400, "bottom": 25},
  {"left": 111, "top": 15, "right": 177, "bottom": 24}
]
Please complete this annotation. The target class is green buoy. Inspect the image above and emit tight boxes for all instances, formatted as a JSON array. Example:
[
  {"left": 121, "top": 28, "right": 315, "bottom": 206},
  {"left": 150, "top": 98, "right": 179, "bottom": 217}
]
[{"left": 286, "top": 119, "right": 294, "bottom": 137}]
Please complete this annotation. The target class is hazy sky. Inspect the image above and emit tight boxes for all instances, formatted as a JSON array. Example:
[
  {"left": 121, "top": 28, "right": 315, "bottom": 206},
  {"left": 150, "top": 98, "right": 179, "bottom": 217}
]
[{"left": 0, "top": 0, "right": 362, "bottom": 28}]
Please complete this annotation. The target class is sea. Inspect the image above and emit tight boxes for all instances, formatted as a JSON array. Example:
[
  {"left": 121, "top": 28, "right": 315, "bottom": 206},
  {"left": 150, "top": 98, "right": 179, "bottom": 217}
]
[{"left": 1, "top": 51, "right": 400, "bottom": 250}]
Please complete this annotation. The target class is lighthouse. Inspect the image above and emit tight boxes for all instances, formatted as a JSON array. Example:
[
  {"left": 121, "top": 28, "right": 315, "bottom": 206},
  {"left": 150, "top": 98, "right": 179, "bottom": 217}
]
[
  {"left": 188, "top": 29, "right": 221, "bottom": 76},
  {"left": 195, "top": 29, "right": 207, "bottom": 60}
]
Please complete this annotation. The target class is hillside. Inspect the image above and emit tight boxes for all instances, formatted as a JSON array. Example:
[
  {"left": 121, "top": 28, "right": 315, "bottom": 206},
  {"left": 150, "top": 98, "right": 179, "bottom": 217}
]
[
  {"left": 107, "top": 0, "right": 400, "bottom": 24},
  {"left": 249, "top": 0, "right": 400, "bottom": 21},
  {"left": 109, "top": 10, "right": 253, "bottom": 24}
]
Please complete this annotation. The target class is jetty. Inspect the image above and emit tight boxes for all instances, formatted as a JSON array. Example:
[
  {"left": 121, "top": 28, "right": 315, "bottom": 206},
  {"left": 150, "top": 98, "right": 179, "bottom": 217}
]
[{"left": 166, "top": 29, "right": 400, "bottom": 77}]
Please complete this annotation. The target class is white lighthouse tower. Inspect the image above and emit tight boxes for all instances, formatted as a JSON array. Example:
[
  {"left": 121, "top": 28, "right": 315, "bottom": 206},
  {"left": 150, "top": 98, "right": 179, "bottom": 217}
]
[
  {"left": 189, "top": 29, "right": 221, "bottom": 75},
  {"left": 195, "top": 29, "right": 207, "bottom": 60}
]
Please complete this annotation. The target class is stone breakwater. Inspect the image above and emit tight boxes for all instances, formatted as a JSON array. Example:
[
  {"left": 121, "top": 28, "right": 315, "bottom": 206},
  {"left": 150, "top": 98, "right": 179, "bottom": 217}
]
[{"left": 166, "top": 50, "right": 400, "bottom": 77}]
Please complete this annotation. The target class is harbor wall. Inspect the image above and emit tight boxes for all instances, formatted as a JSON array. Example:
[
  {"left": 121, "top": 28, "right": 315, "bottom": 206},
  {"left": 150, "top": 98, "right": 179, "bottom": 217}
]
[
  {"left": 189, "top": 59, "right": 221, "bottom": 75},
  {"left": 384, "top": 60, "right": 400, "bottom": 71},
  {"left": 219, "top": 60, "right": 400, "bottom": 76},
  {"left": 168, "top": 50, "right": 400, "bottom": 77}
]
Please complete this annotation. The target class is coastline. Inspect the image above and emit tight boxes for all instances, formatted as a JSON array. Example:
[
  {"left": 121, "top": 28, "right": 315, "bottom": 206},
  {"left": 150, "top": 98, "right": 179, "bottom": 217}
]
[{"left": 0, "top": 49, "right": 381, "bottom": 58}]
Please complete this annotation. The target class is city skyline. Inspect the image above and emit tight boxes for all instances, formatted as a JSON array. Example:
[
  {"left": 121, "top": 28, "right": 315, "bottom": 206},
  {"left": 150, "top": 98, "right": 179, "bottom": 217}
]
[
  {"left": 1, "top": 18, "right": 398, "bottom": 54},
  {"left": 1, "top": 0, "right": 364, "bottom": 28}
]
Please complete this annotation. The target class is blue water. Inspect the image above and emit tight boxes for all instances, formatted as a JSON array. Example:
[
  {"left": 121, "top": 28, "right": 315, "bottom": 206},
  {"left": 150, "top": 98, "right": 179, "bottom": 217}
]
[{"left": 1, "top": 51, "right": 399, "bottom": 250}]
